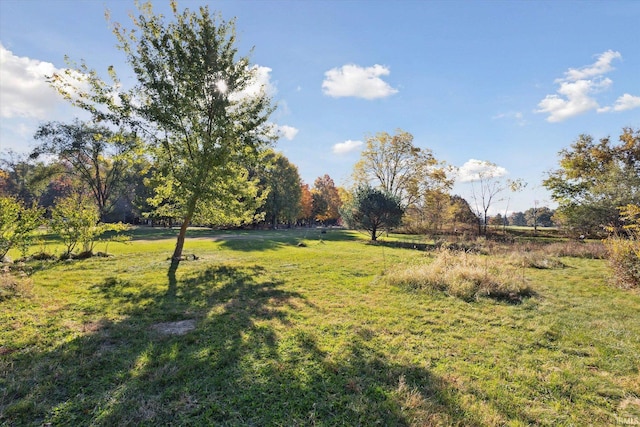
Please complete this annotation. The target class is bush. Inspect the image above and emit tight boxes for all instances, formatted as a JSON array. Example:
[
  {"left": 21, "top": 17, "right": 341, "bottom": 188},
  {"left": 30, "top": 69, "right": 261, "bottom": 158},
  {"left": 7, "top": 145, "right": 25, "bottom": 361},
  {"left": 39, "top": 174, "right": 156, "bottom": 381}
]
[
  {"left": 50, "top": 193, "right": 131, "bottom": 257},
  {"left": 605, "top": 238, "right": 640, "bottom": 289},
  {"left": 0, "top": 196, "right": 44, "bottom": 259},
  {"left": 387, "top": 249, "right": 532, "bottom": 302},
  {"left": 604, "top": 204, "right": 640, "bottom": 289}
]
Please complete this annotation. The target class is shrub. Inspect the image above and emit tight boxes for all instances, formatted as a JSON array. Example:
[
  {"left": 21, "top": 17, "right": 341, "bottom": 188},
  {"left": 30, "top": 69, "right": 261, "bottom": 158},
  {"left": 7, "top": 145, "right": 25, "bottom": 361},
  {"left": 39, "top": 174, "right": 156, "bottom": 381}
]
[
  {"left": 604, "top": 204, "right": 640, "bottom": 289},
  {"left": 340, "top": 185, "right": 404, "bottom": 241},
  {"left": 387, "top": 249, "right": 532, "bottom": 302},
  {"left": 605, "top": 238, "right": 640, "bottom": 289},
  {"left": 50, "top": 193, "right": 131, "bottom": 257},
  {"left": 0, "top": 196, "right": 44, "bottom": 259}
]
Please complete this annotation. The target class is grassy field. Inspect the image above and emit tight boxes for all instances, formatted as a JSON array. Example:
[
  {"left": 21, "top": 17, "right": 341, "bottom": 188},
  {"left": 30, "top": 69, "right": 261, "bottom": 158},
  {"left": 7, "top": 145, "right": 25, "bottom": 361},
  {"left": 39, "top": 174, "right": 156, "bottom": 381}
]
[{"left": 1, "top": 228, "right": 639, "bottom": 426}]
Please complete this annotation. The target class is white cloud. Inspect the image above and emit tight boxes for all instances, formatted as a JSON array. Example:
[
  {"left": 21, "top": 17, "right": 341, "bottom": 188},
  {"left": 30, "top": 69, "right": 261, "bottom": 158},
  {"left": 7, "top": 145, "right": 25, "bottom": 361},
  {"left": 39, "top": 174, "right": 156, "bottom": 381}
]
[
  {"left": 332, "top": 139, "right": 363, "bottom": 154},
  {"left": 600, "top": 93, "right": 640, "bottom": 112},
  {"left": 492, "top": 111, "right": 526, "bottom": 126},
  {"left": 535, "top": 50, "right": 633, "bottom": 122},
  {"left": 0, "top": 43, "right": 65, "bottom": 119},
  {"left": 276, "top": 125, "right": 299, "bottom": 141},
  {"left": 322, "top": 64, "right": 398, "bottom": 99},
  {"left": 457, "top": 159, "right": 508, "bottom": 183},
  {"left": 537, "top": 79, "right": 610, "bottom": 123},
  {"left": 562, "top": 50, "right": 621, "bottom": 81},
  {"left": 613, "top": 93, "right": 640, "bottom": 111}
]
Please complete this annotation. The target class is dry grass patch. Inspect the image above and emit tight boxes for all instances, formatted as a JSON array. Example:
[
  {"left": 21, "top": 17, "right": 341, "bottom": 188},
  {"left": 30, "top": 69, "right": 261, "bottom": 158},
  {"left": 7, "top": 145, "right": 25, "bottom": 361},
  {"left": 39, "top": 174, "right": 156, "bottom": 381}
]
[
  {"left": 539, "top": 240, "right": 607, "bottom": 259},
  {"left": 508, "top": 251, "right": 566, "bottom": 269},
  {"left": 0, "top": 271, "right": 32, "bottom": 301},
  {"left": 604, "top": 237, "right": 640, "bottom": 290},
  {"left": 387, "top": 249, "right": 532, "bottom": 302}
]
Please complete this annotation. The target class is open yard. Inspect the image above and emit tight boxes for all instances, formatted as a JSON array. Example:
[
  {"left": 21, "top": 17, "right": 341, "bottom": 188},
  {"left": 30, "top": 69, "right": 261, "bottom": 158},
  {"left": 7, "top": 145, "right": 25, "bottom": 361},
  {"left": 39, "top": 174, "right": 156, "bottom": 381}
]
[{"left": 1, "top": 228, "right": 639, "bottom": 426}]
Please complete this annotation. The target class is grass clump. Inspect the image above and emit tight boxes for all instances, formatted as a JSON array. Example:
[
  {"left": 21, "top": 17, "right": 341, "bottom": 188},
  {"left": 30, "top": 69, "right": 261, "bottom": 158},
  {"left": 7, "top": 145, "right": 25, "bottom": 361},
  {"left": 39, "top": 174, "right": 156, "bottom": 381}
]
[
  {"left": 541, "top": 240, "right": 608, "bottom": 259},
  {"left": 388, "top": 249, "right": 532, "bottom": 302},
  {"left": 0, "top": 271, "right": 32, "bottom": 301},
  {"left": 508, "top": 251, "right": 566, "bottom": 269}
]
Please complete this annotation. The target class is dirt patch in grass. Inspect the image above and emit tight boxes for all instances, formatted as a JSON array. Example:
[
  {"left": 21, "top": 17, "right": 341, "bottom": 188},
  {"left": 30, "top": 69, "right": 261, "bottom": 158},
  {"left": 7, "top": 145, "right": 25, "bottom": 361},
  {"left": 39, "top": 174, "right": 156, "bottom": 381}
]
[{"left": 151, "top": 319, "right": 197, "bottom": 335}]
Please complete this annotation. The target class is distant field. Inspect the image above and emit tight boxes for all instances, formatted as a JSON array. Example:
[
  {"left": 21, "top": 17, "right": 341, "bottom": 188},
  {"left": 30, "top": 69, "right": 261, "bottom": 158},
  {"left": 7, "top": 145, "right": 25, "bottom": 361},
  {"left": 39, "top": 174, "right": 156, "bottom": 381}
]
[{"left": 1, "top": 228, "right": 639, "bottom": 426}]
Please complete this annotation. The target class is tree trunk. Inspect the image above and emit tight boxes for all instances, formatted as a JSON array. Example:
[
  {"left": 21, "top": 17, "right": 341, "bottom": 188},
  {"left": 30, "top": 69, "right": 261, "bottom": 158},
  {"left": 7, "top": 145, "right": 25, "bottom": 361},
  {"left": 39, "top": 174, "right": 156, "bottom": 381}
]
[
  {"left": 172, "top": 217, "right": 190, "bottom": 261},
  {"left": 171, "top": 198, "right": 197, "bottom": 262}
]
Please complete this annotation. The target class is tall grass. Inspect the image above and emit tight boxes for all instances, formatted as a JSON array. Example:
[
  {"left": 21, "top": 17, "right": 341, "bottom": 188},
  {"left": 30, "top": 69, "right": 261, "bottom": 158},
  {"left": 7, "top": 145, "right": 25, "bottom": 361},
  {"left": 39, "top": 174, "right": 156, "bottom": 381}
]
[
  {"left": 604, "top": 235, "right": 640, "bottom": 289},
  {"left": 387, "top": 249, "right": 532, "bottom": 302},
  {"left": 602, "top": 204, "right": 640, "bottom": 289}
]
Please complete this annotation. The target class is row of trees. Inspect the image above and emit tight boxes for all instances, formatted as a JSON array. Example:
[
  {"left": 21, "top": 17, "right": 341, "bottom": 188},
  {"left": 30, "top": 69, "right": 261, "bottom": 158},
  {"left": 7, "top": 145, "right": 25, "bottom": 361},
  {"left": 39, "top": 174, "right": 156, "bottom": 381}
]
[
  {"left": 0, "top": 146, "right": 347, "bottom": 258},
  {"left": 342, "top": 127, "right": 639, "bottom": 239},
  {"left": 0, "top": 146, "right": 345, "bottom": 228},
  {"left": 489, "top": 207, "right": 556, "bottom": 229},
  {"left": 3, "top": 115, "right": 635, "bottom": 248}
]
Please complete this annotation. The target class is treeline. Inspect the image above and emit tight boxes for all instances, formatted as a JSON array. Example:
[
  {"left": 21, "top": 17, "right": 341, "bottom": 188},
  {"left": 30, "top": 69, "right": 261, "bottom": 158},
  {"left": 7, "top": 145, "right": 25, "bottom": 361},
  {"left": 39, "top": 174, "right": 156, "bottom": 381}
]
[
  {"left": 3, "top": 126, "right": 638, "bottom": 238},
  {"left": 0, "top": 141, "right": 343, "bottom": 229},
  {"left": 489, "top": 208, "right": 556, "bottom": 228},
  {"left": 0, "top": 127, "right": 478, "bottom": 234}
]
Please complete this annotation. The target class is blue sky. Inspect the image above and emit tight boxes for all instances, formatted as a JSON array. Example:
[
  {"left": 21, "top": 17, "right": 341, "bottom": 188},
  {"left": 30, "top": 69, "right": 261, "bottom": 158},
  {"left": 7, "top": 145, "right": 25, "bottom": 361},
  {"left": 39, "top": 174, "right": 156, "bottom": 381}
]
[{"left": 1, "top": 0, "right": 639, "bottom": 213}]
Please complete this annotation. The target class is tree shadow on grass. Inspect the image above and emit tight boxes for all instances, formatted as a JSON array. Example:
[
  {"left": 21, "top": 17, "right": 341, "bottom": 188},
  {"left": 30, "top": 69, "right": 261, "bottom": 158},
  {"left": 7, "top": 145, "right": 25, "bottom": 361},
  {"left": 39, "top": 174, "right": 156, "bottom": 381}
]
[
  {"left": 1, "top": 262, "right": 495, "bottom": 426},
  {"left": 218, "top": 228, "right": 359, "bottom": 252},
  {"left": 126, "top": 226, "right": 221, "bottom": 241}
]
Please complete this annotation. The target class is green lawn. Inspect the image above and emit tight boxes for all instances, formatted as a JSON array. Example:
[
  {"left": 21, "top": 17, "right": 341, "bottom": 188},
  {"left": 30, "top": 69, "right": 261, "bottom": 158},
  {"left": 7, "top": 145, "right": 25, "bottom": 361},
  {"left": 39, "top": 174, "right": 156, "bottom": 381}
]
[{"left": 1, "top": 228, "right": 639, "bottom": 426}]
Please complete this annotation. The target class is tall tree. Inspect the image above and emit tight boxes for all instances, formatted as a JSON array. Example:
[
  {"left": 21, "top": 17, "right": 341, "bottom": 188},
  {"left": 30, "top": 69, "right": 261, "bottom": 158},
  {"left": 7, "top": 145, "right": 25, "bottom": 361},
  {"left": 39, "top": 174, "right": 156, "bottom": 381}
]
[
  {"left": 353, "top": 129, "right": 450, "bottom": 207},
  {"left": 116, "top": 3, "right": 275, "bottom": 261},
  {"left": 509, "top": 211, "right": 527, "bottom": 227},
  {"left": 312, "top": 174, "right": 342, "bottom": 224},
  {"left": 257, "top": 151, "right": 302, "bottom": 228},
  {"left": 465, "top": 160, "right": 522, "bottom": 235},
  {"left": 51, "top": 2, "right": 276, "bottom": 262},
  {"left": 341, "top": 185, "right": 404, "bottom": 241},
  {"left": 32, "top": 119, "right": 140, "bottom": 221},
  {"left": 447, "top": 195, "right": 479, "bottom": 232},
  {"left": 543, "top": 128, "right": 640, "bottom": 235},
  {"left": 524, "top": 204, "right": 555, "bottom": 231},
  {"left": 298, "top": 183, "right": 313, "bottom": 225}
]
